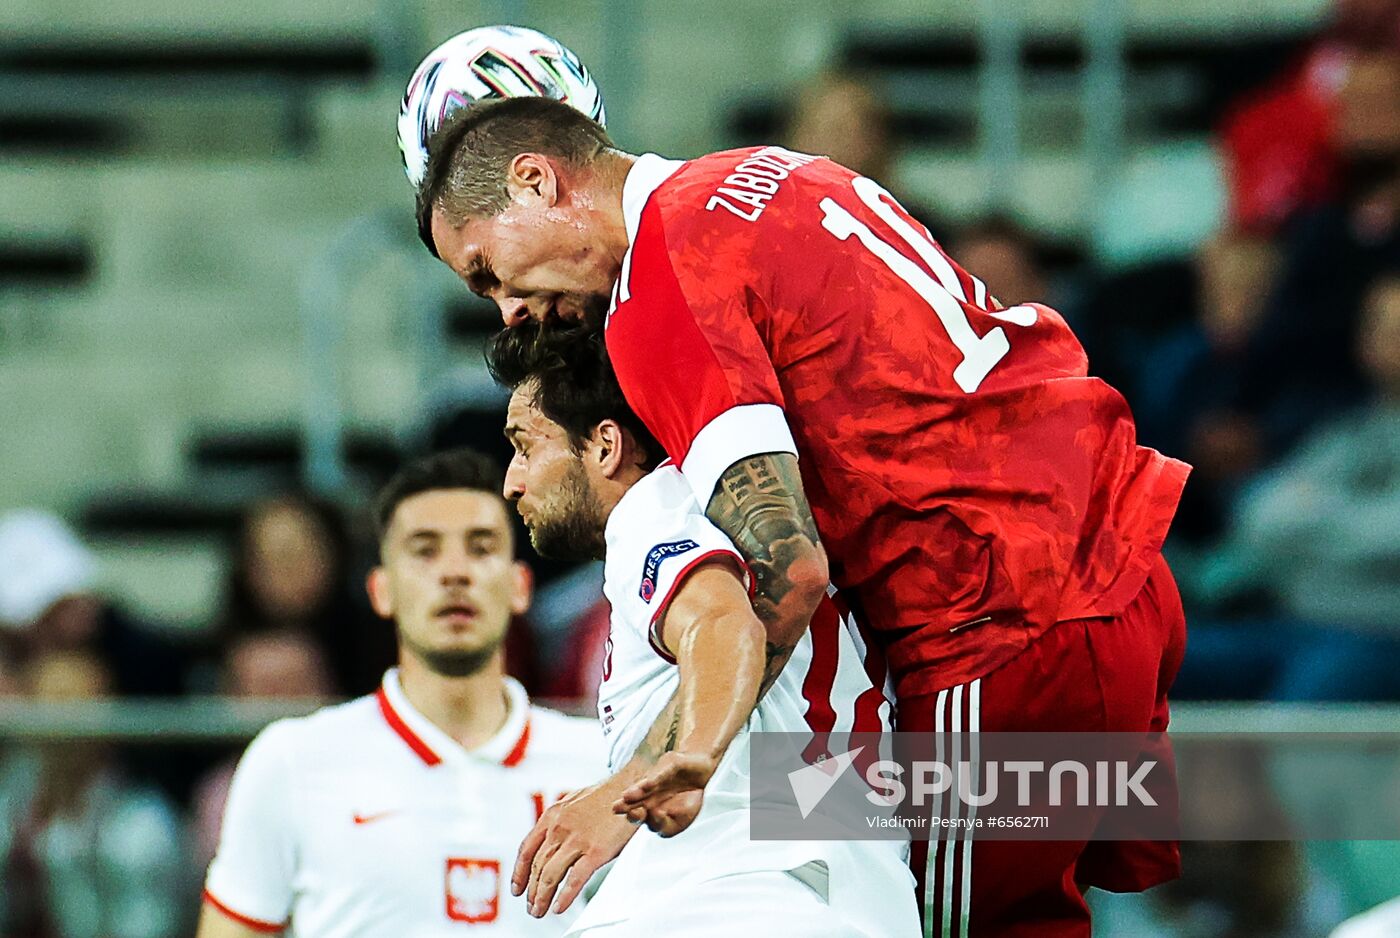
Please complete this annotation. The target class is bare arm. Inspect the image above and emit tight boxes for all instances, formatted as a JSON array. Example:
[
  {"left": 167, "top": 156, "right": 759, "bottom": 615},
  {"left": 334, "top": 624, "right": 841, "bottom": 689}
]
[
  {"left": 663, "top": 561, "right": 766, "bottom": 759},
  {"left": 512, "top": 675, "right": 692, "bottom": 918},
  {"left": 705, "top": 452, "right": 829, "bottom": 695},
  {"left": 610, "top": 561, "right": 765, "bottom": 834},
  {"left": 512, "top": 568, "right": 762, "bottom": 914},
  {"left": 515, "top": 453, "right": 825, "bottom": 916}
]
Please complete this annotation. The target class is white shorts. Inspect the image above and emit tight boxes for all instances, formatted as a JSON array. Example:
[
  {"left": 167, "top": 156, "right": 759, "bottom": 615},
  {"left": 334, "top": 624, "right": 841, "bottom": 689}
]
[{"left": 566, "top": 863, "right": 874, "bottom": 938}]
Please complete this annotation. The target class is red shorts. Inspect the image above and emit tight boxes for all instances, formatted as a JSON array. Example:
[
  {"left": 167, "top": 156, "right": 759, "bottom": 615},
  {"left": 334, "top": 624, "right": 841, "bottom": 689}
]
[{"left": 901, "top": 553, "right": 1187, "bottom": 938}]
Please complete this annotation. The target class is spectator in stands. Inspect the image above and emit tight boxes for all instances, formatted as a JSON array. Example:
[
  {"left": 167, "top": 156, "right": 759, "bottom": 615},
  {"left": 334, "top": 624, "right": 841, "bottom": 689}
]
[
  {"left": 946, "top": 215, "right": 1053, "bottom": 308},
  {"left": 1228, "top": 44, "right": 1400, "bottom": 455},
  {"left": 1220, "top": 0, "right": 1400, "bottom": 233},
  {"left": 219, "top": 494, "right": 389, "bottom": 696},
  {"left": 0, "top": 650, "right": 188, "bottom": 938},
  {"left": 0, "top": 510, "right": 187, "bottom": 697},
  {"left": 1174, "top": 270, "right": 1400, "bottom": 700},
  {"left": 1132, "top": 231, "right": 1281, "bottom": 544},
  {"left": 787, "top": 70, "right": 894, "bottom": 183},
  {"left": 191, "top": 631, "right": 332, "bottom": 870}
]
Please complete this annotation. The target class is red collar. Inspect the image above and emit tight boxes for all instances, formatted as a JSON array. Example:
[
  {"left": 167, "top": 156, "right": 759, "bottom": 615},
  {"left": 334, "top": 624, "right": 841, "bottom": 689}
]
[{"left": 375, "top": 684, "right": 531, "bottom": 768}]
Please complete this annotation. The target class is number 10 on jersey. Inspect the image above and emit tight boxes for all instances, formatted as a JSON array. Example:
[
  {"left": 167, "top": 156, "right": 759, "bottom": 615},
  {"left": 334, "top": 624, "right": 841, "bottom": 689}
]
[{"left": 820, "top": 177, "right": 1036, "bottom": 393}]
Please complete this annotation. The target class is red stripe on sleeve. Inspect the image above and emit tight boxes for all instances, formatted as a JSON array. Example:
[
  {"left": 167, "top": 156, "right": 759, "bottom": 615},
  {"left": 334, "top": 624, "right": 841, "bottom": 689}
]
[
  {"left": 203, "top": 889, "right": 286, "bottom": 934},
  {"left": 646, "top": 550, "right": 750, "bottom": 665}
]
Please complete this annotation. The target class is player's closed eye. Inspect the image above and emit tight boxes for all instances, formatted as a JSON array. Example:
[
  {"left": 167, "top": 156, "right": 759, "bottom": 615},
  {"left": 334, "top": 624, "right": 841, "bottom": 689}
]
[{"left": 407, "top": 537, "right": 439, "bottom": 559}]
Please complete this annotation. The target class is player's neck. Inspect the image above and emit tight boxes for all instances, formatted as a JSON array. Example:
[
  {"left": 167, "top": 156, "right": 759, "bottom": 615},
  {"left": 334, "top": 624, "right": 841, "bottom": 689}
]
[
  {"left": 397, "top": 653, "right": 512, "bottom": 752},
  {"left": 593, "top": 149, "right": 638, "bottom": 258}
]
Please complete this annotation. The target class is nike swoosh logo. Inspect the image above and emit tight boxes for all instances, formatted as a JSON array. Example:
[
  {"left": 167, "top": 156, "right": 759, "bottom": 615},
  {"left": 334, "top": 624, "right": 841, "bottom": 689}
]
[{"left": 352, "top": 810, "right": 399, "bottom": 825}]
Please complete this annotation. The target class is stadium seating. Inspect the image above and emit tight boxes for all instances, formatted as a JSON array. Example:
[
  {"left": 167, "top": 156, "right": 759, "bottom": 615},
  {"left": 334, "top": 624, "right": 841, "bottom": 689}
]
[{"left": 0, "top": 0, "right": 1334, "bottom": 626}]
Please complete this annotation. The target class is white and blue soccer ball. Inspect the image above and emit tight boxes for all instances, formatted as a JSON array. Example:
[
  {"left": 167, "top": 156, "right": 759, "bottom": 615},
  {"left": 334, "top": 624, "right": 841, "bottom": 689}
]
[{"left": 398, "top": 25, "right": 606, "bottom": 187}]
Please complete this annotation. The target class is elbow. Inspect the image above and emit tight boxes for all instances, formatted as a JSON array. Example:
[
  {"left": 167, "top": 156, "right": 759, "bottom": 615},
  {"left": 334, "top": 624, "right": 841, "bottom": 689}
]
[
  {"left": 768, "top": 542, "right": 828, "bottom": 628},
  {"left": 788, "top": 543, "right": 829, "bottom": 608}
]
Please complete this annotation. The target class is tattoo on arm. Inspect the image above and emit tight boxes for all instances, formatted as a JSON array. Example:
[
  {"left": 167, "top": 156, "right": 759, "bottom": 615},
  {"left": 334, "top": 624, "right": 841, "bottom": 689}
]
[
  {"left": 634, "top": 694, "right": 683, "bottom": 765},
  {"left": 706, "top": 452, "right": 825, "bottom": 695}
]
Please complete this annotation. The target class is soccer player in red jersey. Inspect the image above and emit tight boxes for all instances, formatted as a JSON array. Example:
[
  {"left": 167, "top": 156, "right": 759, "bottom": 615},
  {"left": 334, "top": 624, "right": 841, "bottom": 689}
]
[{"left": 416, "top": 97, "right": 1190, "bottom": 937}]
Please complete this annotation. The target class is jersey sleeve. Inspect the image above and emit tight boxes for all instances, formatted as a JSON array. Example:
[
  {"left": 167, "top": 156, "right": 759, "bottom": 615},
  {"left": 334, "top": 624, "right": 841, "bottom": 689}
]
[
  {"left": 609, "top": 505, "right": 751, "bottom": 664},
  {"left": 605, "top": 197, "right": 797, "bottom": 508},
  {"left": 203, "top": 720, "right": 299, "bottom": 931}
]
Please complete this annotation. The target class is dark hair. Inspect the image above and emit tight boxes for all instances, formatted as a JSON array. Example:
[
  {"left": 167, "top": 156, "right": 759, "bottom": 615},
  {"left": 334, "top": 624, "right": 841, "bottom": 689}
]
[
  {"left": 416, "top": 96, "right": 615, "bottom": 257},
  {"left": 373, "top": 448, "right": 507, "bottom": 542},
  {"left": 487, "top": 323, "right": 662, "bottom": 472},
  {"left": 221, "top": 492, "right": 351, "bottom": 626}
]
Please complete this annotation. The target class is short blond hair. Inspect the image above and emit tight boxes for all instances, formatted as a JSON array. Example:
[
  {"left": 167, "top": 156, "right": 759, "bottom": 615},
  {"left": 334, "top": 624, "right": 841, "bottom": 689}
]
[{"left": 416, "top": 96, "right": 613, "bottom": 256}]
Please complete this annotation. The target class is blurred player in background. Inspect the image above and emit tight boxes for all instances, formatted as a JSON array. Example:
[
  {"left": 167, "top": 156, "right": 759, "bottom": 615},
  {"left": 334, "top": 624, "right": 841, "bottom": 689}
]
[
  {"left": 198, "top": 449, "right": 606, "bottom": 937},
  {"left": 491, "top": 326, "right": 919, "bottom": 936},
  {"left": 416, "top": 96, "right": 1189, "bottom": 938}
]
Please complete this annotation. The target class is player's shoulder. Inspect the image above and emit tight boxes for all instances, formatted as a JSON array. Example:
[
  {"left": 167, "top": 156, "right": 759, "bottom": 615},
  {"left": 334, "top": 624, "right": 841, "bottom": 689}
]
[
  {"left": 602, "top": 466, "right": 709, "bottom": 566},
  {"left": 240, "top": 694, "right": 381, "bottom": 768},
  {"left": 613, "top": 463, "right": 697, "bottom": 521},
  {"left": 602, "top": 466, "right": 742, "bottom": 620},
  {"left": 524, "top": 704, "right": 607, "bottom": 765},
  {"left": 657, "top": 145, "right": 833, "bottom": 207},
  {"left": 670, "top": 146, "right": 816, "bottom": 179}
]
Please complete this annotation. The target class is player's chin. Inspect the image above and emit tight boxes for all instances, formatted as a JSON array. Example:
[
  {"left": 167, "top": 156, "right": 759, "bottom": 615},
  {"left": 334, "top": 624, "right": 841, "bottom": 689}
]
[{"left": 419, "top": 642, "right": 498, "bottom": 678}]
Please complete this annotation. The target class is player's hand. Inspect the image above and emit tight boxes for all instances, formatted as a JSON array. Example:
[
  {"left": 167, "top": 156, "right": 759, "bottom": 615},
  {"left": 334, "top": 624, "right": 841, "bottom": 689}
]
[
  {"left": 512, "top": 779, "right": 637, "bottom": 918},
  {"left": 611, "top": 750, "right": 717, "bottom": 837}
]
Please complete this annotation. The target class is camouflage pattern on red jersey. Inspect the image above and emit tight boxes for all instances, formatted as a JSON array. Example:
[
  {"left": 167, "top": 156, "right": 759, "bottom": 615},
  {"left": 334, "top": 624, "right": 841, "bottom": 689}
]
[{"left": 605, "top": 147, "right": 1190, "bottom": 698}]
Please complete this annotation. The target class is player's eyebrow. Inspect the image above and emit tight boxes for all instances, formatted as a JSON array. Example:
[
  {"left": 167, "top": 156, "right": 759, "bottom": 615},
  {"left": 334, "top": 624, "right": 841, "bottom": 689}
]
[{"left": 463, "top": 252, "right": 497, "bottom": 297}]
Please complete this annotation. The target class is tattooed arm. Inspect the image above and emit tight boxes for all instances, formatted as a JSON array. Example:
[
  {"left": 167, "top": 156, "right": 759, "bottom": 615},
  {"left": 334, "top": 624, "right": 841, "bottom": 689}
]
[{"left": 704, "top": 452, "right": 829, "bottom": 696}]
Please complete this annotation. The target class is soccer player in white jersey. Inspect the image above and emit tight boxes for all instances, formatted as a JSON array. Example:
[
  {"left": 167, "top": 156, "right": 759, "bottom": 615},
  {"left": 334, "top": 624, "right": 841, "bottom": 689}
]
[
  {"left": 491, "top": 329, "right": 919, "bottom": 936},
  {"left": 198, "top": 449, "right": 607, "bottom": 937}
]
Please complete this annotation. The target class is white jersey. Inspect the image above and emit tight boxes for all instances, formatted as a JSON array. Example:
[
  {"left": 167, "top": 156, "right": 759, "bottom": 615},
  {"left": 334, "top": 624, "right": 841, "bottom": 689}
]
[
  {"left": 572, "top": 466, "right": 918, "bottom": 936},
  {"left": 205, "top": 671, "right": 606, "bottom": 937}
]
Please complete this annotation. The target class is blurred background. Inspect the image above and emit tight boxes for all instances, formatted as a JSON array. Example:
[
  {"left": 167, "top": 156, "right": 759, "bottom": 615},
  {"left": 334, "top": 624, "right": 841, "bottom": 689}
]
[{"left": 1, "top": 0, "right": 1399, "bottom": 934}]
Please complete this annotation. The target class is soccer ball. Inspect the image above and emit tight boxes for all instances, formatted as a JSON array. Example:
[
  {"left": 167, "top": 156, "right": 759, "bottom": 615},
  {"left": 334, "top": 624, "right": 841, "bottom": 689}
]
[{"left": 398, "top": 25, "right": 606, "bottom": 187}]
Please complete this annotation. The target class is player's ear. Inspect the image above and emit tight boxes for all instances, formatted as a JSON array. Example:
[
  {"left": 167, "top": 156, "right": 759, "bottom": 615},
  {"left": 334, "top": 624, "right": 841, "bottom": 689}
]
[
  {"left": 506, "top": 152, "right": 558, "bottom": 206},
  {"left": 592, "top": 419, "right": 625, "bottom": 478},
  {"left": 510, "top": 560, "right": 532, "bottom": 616},
  {"left": 366, "top": 567, "right": 395, "bottom": 619}
]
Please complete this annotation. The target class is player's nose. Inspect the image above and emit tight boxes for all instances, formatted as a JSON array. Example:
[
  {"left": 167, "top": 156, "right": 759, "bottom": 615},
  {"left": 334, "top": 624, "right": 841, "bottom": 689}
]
[
  {"left": 498, "top": 296, "right": 530, "bottom": 327},
  {"left": 503, "top": 455, "right": 526, "bottom": 503},
  {"left": 439, "top": 547, "right": 474, "bottom": 582}
]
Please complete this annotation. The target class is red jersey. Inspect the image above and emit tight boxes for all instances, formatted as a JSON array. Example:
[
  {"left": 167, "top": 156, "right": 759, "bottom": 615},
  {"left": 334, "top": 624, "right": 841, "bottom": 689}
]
[{"left": 604, "top": 147, "right": 1190, "bottom": 698}]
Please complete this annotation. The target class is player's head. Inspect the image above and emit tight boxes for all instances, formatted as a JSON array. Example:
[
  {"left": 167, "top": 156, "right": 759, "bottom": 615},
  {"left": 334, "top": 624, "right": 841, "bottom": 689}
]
[
  {"left": 488, "top": 323, "right": 662, "bottom": 560},
  {"left": 416, "top": 96, "right": 631, "bottom": 330},
  {"left": 369, "top": 448, "right": 530, "bottom": 678}
]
